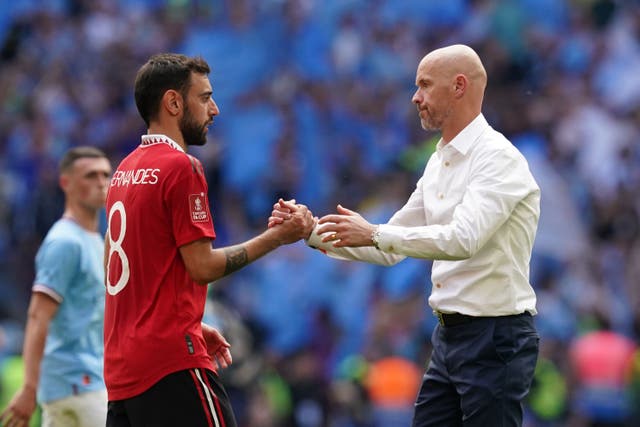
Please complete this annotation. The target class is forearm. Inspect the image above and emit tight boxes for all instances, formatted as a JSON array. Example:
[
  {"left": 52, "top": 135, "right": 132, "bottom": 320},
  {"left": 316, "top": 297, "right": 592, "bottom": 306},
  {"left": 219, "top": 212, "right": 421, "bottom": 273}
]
[
  {"left": 384, "top": 222, "right": 475, "bottom": 259},
  {"left": 306, "top": 228, "right": 405, "bottom": 266},
  {"left": 21, "top": 312, "right": 49, "bottom": 392},
  {"left": 307, "top": 219, "right": 470, "bottom": 263},
  {"left": 184, "top": 203, "right": 314, "bottom": 283},
  {"left": 184, "top": 228, "right": 284, "bottom": 284},
  {"left": 219, "top": 230, "right": 282, "bottom": 277}
]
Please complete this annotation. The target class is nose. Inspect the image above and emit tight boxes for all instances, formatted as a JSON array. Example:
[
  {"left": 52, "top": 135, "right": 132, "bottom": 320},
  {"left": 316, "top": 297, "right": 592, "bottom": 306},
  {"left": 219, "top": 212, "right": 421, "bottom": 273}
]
[
  {"left": 209, "top": 98, "right": 220, "bottom": 117},
  {"left": 412, "top": 89, "right": 421, "bottom": 105},
  {"left": 99, "top": 174, "right": 110, "bottom": 188}
]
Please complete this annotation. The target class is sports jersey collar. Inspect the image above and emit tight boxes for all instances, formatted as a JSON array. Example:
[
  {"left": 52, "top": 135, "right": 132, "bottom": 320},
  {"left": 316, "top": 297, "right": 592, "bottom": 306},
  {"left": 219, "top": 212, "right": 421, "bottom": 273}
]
[{"left": 140, "top": 134, "right": 185, "bottom": 153}]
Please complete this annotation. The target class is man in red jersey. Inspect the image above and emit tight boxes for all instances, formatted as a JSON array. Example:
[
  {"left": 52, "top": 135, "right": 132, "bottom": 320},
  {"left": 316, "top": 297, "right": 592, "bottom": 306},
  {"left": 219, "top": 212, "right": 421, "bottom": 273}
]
[{"left": 104, "top": 53, "right": 314, "bottom": 427}]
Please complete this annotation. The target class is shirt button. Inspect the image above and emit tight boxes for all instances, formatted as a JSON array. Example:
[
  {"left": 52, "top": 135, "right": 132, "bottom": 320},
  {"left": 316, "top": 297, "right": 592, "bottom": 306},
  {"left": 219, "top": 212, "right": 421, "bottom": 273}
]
[
  {"left": 444, "top": 161, "right": 450, "bottom": 167},
  {"left": 436, "top": 283, "right": 442, "bottom": 288},
  {"left": 438, "top": 193, "right": 444, "bottom": 199}
]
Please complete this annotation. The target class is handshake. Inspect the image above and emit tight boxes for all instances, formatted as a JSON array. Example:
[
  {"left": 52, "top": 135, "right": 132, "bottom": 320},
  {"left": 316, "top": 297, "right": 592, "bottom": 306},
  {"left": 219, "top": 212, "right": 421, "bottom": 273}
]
[{"left": 267, "top": 199, "right": 378, "bottom": 248}]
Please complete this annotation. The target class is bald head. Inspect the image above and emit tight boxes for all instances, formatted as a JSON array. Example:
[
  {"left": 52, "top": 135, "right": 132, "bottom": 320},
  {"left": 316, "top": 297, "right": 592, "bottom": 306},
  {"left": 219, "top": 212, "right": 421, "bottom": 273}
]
[
  {"left": 421, "top": 44, "right": 487, "bottom": 94},
  {"left": 412, "top": 45, "right": 487, "bottom": 141}
]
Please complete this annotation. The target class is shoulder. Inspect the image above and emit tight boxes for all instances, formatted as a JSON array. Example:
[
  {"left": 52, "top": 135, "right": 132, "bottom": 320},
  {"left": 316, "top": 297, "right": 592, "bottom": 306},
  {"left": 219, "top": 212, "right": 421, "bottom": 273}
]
[
  {"left": 184, "top": 154, "right": 206, "bottom": 176},
  {"left": 44, "top": 220, "right": 84, "bottom": 246},
  {"left": 38, "top": 221, "right": 83, "bottom": 261},
  {"left": 156, "top": 149, "right": 205, "bottom": 177},
  {"left": 476, "top": 128, "right": 527, "bottom": 164},
  {"left": 468, "top": 128, "right": 538, "bottom": 182}
]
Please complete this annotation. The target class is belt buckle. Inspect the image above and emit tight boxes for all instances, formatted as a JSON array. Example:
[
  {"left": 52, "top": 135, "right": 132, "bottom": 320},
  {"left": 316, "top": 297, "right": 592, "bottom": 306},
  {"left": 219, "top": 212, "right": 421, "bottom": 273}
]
[{"left": 434, "top": 310, "right": 445, "bottom": 326}]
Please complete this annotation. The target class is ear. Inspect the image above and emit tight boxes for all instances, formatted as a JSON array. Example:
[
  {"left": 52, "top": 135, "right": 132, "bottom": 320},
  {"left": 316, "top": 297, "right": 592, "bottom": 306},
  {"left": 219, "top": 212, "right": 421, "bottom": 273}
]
[
  {"left": 59, "top": 174, "right": 70, "bottom": 192},
  {"left": 163, "top": 89, "right": 183, "bottom": 117},
  {"left": 453, "top": 74, "right": 467, "bottom": 98}
]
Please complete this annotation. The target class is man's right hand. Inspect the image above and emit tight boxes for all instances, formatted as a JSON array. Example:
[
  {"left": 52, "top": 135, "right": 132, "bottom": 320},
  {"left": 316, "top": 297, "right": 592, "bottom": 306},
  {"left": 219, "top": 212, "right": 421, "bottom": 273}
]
[
  {"left": 267, "top": 199, "right": 315, "bottom": 244},
  {"left": 0, "top": 385, "right": 37, "bottom": 427},
  {"left": 268, "top": 198, "right": 293, "bottom": 228}
]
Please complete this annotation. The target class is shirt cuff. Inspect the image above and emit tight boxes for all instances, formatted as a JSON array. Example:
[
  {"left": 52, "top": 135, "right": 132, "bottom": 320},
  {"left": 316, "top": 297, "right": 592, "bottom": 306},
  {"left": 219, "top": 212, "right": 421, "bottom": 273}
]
[
  {"left": 32, "top": 284, "right": 63, "bottom": 303},
  {"left": 305, "top": 226, "right": 328, "bottom": 251},
  {"left": 376, "top": 224, "right": 400, "bottom": 253}
]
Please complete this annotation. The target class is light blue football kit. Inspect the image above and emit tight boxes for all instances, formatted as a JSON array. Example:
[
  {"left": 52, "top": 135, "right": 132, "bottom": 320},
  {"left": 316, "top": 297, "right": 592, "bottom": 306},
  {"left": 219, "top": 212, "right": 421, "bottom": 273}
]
[{"left": 32, "top": 218, "right": 105, "bottom": 404}]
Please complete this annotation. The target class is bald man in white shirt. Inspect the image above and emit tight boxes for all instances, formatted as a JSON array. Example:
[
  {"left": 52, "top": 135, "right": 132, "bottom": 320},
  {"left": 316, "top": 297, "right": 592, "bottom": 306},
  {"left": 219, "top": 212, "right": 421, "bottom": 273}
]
[{"left": 271, "top": 44, "right": 541, "bottom": 426}]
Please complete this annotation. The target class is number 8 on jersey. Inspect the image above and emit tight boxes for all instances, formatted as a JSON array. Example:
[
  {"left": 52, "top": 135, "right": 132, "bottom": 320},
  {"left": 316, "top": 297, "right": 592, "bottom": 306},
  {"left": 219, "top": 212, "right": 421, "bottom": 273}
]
[{"left": 107, "top": 201, "right": 130, "bottom": 295}]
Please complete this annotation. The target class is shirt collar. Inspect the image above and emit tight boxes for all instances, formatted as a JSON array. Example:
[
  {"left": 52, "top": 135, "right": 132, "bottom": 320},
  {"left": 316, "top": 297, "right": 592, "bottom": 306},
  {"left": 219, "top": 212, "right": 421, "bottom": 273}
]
[
  {"left": 437, "top": 113, "right": 489, "bottom": 156},
  {"left": 140, "top": 134, "right": 185, "bottom": 153}
]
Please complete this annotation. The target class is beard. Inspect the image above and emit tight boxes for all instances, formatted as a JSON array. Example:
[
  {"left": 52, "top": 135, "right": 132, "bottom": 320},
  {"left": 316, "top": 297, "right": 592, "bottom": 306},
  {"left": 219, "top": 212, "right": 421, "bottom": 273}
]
[
  {"left": 420, "top": 113, "right": 440, "bottom": 131},
  {"left": 419, "top": 104, "right": 452, "bottom": 131},
  {"left": 180, "top": 106, "right": 209, "bottom": 146}
]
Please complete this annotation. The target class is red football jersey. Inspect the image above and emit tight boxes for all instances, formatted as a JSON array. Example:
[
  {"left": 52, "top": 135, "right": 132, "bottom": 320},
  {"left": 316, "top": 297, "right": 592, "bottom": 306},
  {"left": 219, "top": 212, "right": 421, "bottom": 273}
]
[{"left": 104, "top": 135, "right": 216, "bottom": 400}]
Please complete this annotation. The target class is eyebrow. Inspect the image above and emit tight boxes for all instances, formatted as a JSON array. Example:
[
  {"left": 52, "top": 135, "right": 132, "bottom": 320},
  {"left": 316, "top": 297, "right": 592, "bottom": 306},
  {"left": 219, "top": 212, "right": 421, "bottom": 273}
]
[{"left": 84, "top": 169, "right": 112, "bottom": 177}]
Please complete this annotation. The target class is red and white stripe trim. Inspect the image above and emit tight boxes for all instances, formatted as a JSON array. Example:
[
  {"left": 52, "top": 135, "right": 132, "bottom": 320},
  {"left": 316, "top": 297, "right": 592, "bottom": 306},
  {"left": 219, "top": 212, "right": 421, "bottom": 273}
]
[
  {"left": 189, "top": 368, "right": 226, "bottom": 427},
  {"left": 140, "top": 134, "right": 184, "bottom": 152}
]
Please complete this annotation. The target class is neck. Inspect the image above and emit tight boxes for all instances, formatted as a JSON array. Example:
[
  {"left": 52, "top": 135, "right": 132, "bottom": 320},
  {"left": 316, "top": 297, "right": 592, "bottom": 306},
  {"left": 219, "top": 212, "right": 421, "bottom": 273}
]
[
  {"left": 441, "top": 123, "right": 466, "bottom": 144},
  {"left": 441, "top": 110, "right": 481, "bottom": 144},
  {"left": 147, "top": 125, "right": 187, "bottom": 152},
  {"left": 63, "top": 207, "right": 99, "bottom": 232}
]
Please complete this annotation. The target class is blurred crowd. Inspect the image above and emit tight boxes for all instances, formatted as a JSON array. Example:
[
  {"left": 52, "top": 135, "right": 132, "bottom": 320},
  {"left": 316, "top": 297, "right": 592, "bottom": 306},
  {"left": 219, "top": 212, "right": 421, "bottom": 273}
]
[{"left": 0, "top": 0, "right": 639, "bottom": 426}]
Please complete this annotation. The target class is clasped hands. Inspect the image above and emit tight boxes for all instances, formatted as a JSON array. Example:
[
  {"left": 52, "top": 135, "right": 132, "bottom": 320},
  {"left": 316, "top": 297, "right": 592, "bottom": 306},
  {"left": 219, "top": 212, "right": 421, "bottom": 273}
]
[{"left": 269, "top": 199, "right": 377, "bottom": 247}]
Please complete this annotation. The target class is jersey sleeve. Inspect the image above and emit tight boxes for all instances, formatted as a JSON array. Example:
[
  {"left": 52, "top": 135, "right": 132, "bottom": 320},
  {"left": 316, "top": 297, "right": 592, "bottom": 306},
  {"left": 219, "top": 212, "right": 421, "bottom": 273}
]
[
  {"left": 165, "top": 155, "right": 216, "bottom": 247},
  {"left": 33, "top": 237, "right": 80, "bottom": 303}
]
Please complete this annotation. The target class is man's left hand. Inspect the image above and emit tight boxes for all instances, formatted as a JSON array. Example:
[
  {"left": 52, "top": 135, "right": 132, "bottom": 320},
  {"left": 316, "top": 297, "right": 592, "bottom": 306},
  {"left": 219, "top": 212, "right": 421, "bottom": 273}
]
[
  {"left": 202, "top": 323, "right": 232, "bottom": 370},
  {"left": 316, "top": 205, "right": 376, "bottom": 248}
]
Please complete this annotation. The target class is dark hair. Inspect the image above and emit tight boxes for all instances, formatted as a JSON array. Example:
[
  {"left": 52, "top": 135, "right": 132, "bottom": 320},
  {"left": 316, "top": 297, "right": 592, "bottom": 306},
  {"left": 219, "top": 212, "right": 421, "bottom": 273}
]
[
  {"left": 59, "top": 146, "right": 108, "bottom": 173},
  {"left": 134, "top": 53, "right": 211, "bottom": 127}
]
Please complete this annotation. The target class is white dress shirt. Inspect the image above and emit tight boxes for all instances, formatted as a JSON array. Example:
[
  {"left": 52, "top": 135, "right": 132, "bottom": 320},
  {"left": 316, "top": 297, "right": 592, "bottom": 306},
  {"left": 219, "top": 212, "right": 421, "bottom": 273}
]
[{"left": 307, "top": 114, "right": 540, "bottom": 316}]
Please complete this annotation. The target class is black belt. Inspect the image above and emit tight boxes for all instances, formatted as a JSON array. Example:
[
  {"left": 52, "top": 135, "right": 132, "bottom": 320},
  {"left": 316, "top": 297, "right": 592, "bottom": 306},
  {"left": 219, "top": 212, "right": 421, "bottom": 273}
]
[
  {"left": 434, "top": 311, "right": 531, "bottom": 327},
  {"left": 434, "top": 311, "right": 473, "bottom": 327}
]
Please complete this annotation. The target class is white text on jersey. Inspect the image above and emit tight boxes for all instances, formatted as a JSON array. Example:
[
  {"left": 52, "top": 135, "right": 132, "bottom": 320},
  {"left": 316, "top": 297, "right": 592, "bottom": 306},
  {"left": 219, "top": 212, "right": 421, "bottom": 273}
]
[{"left": 111, "top": 169, "right": 160, "bottom": 187}]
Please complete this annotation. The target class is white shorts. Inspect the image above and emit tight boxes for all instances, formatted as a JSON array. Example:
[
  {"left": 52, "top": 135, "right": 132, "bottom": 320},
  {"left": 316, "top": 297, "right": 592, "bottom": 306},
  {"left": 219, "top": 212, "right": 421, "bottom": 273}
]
[{"left": 41, "top": 388, "right": 107, "bottom": 427}]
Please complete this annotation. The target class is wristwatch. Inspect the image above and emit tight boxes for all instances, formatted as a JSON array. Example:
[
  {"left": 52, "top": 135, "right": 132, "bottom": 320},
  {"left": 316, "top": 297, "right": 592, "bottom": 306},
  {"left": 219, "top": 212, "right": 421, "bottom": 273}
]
[{"left": 371, "top": 226, "right": 381, "bottom": 250}]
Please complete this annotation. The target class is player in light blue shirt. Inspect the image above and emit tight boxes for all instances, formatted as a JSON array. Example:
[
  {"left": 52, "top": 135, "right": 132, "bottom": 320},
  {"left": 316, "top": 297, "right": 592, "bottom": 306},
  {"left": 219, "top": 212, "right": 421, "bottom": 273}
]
[
  {"left": 34, "top": 218, "right": 105, "bottom": 402},
  {"left": 0, "top": 147, "right": 112, "bottom": 427}
]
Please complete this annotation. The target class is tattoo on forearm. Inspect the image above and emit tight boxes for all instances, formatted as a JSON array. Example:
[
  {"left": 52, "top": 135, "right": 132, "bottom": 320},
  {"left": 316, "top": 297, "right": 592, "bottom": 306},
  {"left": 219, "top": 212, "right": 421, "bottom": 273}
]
[{"left": 224, "top": 245, "right": 248, "bottom": 276}]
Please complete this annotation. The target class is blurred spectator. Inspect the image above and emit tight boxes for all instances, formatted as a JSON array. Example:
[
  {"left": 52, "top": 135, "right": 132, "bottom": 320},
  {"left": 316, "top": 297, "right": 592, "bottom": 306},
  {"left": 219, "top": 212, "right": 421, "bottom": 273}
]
[
  {"left": 364, "top": 356, "right": 421, "bottom": 426},
  {"left": 568, "top": 330, "right": 637, "bottom": 426}
]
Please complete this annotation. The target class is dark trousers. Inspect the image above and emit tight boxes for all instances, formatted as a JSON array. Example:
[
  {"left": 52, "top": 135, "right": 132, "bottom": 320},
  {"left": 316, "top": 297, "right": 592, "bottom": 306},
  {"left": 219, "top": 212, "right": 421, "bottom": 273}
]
[
  {"left": 413, "top": 313, "right": 539, "bottom": 427},
  {"left": 107, "top": 368, "right": 237, "bottom": 427}
]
